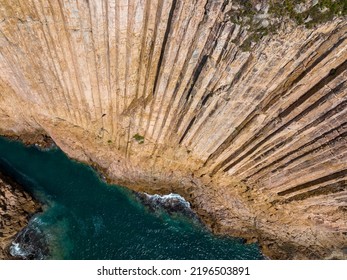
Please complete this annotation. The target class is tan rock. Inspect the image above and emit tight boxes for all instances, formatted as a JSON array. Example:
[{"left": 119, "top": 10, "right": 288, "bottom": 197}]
[
  {"left": 0, "top": 173, "right": 41, "bottom": 259},
  {"left": 0, "top": 0, "right": 346, "bottom": 259}
]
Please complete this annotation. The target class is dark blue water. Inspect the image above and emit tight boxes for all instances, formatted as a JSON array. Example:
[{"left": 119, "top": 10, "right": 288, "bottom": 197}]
[{"left": 0, "top": 137, "right": 263, "bottom": 260}]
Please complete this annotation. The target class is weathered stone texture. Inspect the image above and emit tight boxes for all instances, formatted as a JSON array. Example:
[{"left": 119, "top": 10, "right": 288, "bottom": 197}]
[
  {"left": 0, "top": 172, "right": 41, "bottom": 259},
  {"left": 0, "top": 0, "right": 346, "bottom": 259}
]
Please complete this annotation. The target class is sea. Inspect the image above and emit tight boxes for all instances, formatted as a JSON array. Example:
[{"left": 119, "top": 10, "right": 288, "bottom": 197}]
[{"left": 0, "top": 136, "right": 263, "bottom": 260}]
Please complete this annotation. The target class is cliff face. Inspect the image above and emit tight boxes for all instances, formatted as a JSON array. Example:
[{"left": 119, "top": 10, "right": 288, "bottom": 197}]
[{"left": 0, "top": 0, "right": 346, "bottom": 259}]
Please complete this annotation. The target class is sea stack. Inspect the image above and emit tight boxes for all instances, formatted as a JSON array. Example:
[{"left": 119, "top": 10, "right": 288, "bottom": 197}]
[{"left": 0, "top": 0, "right": 346, "bottom": 259}]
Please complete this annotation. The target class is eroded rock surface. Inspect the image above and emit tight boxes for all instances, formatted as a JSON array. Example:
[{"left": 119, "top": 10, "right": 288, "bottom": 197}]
[
  {"left": 0, "top": 0, "right": 346, "bottom": 259},
  {"left": 0, "top": 172, "right": 41, "bottom": 259}
]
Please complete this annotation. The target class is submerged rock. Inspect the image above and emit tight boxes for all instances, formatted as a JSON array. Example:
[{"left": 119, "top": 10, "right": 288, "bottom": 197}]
[
  {"left": 10, "top": 221, "right": 49, "bottom": 260},
  {"left": 136, "top": 192, "right": 201, "bottom": 222}
]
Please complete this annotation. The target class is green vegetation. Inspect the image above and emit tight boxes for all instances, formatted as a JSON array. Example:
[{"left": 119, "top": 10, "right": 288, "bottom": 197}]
[
  {"left": 240, "top": 27, "right": 271, "bottom": 52},
  {"left": 133, "top": 133, "right": 144, "bottom": 144},
  {"left": 229, "top": 0, "right": 347, "bottom": 52},
  {"left": 269, "top": 0, "right": 347, "bottom": 28},
  {"left": 269, "top": 0, "right": 305, "bottom": 24}
]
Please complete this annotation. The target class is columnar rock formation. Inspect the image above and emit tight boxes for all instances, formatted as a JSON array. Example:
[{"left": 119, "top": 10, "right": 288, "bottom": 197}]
[{"left": 0, "top": 0, "right": 346, "bottom": 259}]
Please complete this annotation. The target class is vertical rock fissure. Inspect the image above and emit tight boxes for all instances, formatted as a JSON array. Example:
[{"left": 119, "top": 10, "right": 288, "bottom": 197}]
[{"left": 151, "top": 0, "right": 177, "bottom": 97}]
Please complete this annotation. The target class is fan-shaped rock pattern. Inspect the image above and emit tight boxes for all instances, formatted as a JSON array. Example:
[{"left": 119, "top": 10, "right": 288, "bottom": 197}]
[{"left": 0, "top": 0, "right": 346, "bottom": 259}]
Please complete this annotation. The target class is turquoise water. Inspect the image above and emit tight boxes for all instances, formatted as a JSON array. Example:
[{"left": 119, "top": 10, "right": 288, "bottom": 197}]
[{"left": 0, "top": 137, "right": 263, "bottom": 260}]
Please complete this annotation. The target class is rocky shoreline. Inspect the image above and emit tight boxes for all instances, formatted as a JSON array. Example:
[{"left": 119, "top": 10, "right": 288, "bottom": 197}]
[
  {"left": 0, "top": 170, "right": 42, "bottom": 259},
  {"left": 4, "top": 133, "right": 56, "bottom": 151},
  {"left": 1, "top": 134, "right": 346, "bottom": 259},
  {"left": 135, "top": 192, "right": 203, "bottom": 223}
]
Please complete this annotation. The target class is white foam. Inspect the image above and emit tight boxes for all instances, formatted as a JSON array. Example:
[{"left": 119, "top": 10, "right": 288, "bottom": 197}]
[
  {"left": 9, "top": 242, "right": 26, "bottom": 258},
  {"left": 143, "top": 193, "right": 191, "bottom": 208}
]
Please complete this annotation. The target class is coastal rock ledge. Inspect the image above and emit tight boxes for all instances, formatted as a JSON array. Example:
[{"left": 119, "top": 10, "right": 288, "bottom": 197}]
[
  {"left": 0, "top": 0, "right": 346, "bottom": 259},
  {"left": 0, "top": 172, "right": 41, "bottom": 259}
]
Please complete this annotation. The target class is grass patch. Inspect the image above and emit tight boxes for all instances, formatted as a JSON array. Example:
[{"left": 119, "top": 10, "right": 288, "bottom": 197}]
[
  {"left": 269, "top": 0, "right": 347, "bottom": 27},
  {"left": 229, "top": 0, "right": 346, "bottom": 52},
  {"left": 133, "top": 133, "right": 144, "bottom": 144}
]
